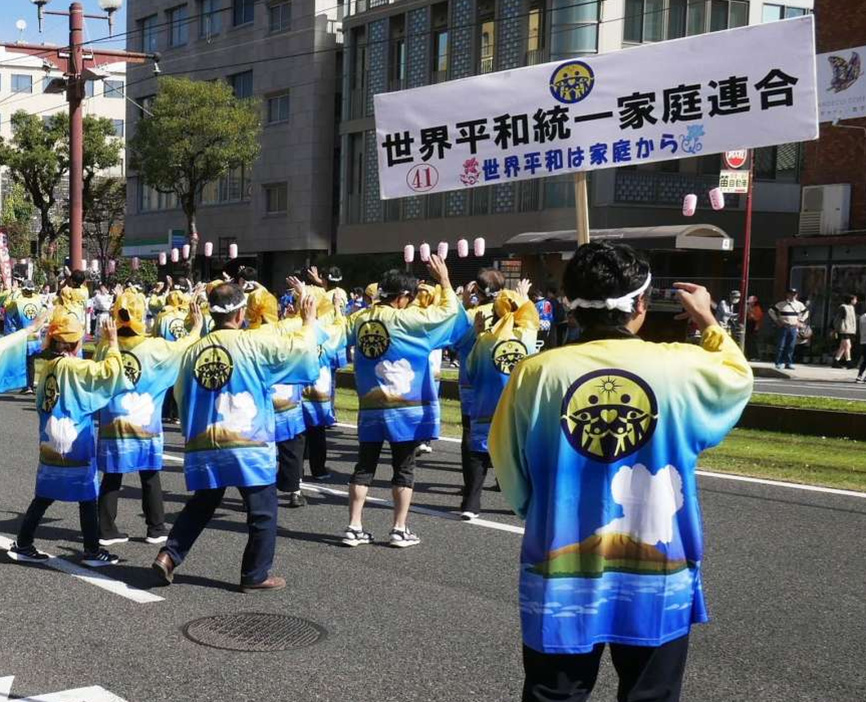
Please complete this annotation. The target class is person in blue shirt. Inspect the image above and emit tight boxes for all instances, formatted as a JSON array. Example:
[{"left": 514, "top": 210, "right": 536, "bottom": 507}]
[
  {"left": 152, "top": 283, "right": 320, "bottom": 593},
  {"left": 4, "top": 280, "right": 46, "bottom": 393},
  {"left": 343, "top": 255, "right": 458, "bottom": 548}
]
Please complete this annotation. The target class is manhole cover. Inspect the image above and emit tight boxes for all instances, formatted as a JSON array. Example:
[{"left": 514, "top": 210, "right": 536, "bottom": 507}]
[{"left": 182, "top": 613, "right": 327, "bottom": 652}]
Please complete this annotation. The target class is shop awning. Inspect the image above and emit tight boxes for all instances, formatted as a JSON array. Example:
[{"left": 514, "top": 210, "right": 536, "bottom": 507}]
[{"left": 502, "top": 225, "right": 734, "bottom": 254}]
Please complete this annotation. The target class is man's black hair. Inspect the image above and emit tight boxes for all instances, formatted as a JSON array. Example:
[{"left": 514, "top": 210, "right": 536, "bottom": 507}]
[
  {"left": 474, "top": 268, "right": 505, "bottom": 301},
  {"left": 70, "top": 269, "right": 87, "bottom": 287},
  {"left": 237, "top": 266, "right": 258, "bottom": 283},
  {"left": 378, "top": 270, "right": 417, "bottom": 301},
  {"left": 209, "top": 283, "right": 246, "bottom": 328},
  {"left": 843, "top": 294, "right": 856, "bottom": 305},
  {"left": 328, "top": 266, "right": 343, "bottom": 281},
  {"left": 562, "top": 242, "right": 650, "bottom": 332}
]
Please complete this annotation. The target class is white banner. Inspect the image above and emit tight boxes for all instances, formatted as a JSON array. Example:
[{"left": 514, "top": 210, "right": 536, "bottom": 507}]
[
  {"left": 374, "top": 16, "right": 818, "bottom": 200},
  {"left": 817, "top": 45, "right": 866, "bottom": 122}
]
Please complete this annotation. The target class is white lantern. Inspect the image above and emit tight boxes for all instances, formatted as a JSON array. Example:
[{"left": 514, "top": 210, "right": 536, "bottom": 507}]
[
  {"left": 437, "top": 242, "right": 449, "bottom": 260},
  {"left": 709, "top": 188, "right": 725, "bottom": 211},
  {"left": 132, "top": 257, "right": 141, "bottom": 271},
  {"left": 682, "top": 193, "right": 697, "bottom": 217},
  {"left": 419, "top": 243, "right": 431, "bottom": 262},
  {"left": 171, "top": 248, "right": 179, "bottom": 263},
  {"left": 108, "top": 259, "right": 116, "bottom": 274},
  {"left": 182, "top": 244, "right": 191, "bottom": 260},
  {"left": 457, "top": 239, "right": 469, "bottom": 258},
  {"left": 158, "top": 252, "right": 167, "bottom": 266},
  {"left": 403, "top": 244, "right": 415, "bottom": 263},
  {"left": 228, "top": 243, "right": 238, "bottom": 260},
  {"left": 473, "top": 237, "right": 486, "bottom": 257},
  {"left": 204, "top": 241, "right": 214, "bottom": 258},
  {"left": 90, "top": 259, "right": 99, "bottom": 273}
]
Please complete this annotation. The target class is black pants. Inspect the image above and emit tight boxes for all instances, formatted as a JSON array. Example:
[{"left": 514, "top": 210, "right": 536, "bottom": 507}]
[
  {"left": 522, "top": 635, "right": 690, "bottom": 702},
  {"left": 277, "top": 433, "right": 307, "bottom": 493},
  {"left": 350, "top": 440, "right": 418, "bottom": 488},
  {"left": 163, "top": 483, "right": 278, "bottom": 586},
  {"left": 98, "top": 471, "right": 166, "bottom": 539},
  {"left": 461, "top": 451, "right": 492, "bottom": 513},
  {"left": 26, "top": 353, "right": 35, "bottom": 389},
  {"left": 305, "top": 424, "right": 328, "bottom": 477},
  {"left": 162, "top": 388, "right": 178, "bottom": 422},
  {"left": 17, "top": 497, "right": 99, "bottom": 553},
  {"left": 460, "top": 414, "right": 472, "bottom": 492},
  {"left": 858, "top": 345, "right": 866, "bottom": 376}
]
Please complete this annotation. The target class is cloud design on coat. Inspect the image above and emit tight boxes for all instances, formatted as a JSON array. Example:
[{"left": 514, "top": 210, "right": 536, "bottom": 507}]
[
  {"left": 313, "top": 366, "right": 332, "bottom": 395},
  {"left": 272, "top": 384, "right": 295, "bottom": 402},
  {"left": 597, "top": 464, "right": 684, "bottom": 545},
  {"left": 45, "top": 416, "right": 78, "bottom": 456},
  {"left": 120, "top": 392, "right": 155, "bottom": 428},
  {"left": 375, "top": 359, "right": 414, "bottom": 396},
  {"left": 212, "top": 391, "right": 257, "bottom": 433}
]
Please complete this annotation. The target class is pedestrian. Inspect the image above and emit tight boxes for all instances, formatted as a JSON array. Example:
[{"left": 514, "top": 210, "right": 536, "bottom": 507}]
[
  {"left": 151, "top": 283, "right": 319, "bottom": 592},
  {"left": 461, "top": 282, "right": 538, "bottom": 520},
  {"left": 745, "top": 295, "right": 764, "bottom": 361},
  {"left": 91, "top": 283, "right": 113, "bottom": 336},
  {"left": 832, "top": 294, "right": 858, "bottom": 368},
  {"left": 768, "top": 287, "right": 808, "bottom": 370},
  {"left": 532, "top": 288, "right": 554, "bottom": 350},
  {"left": 8, "top": 312, "right": 128, "bottom": 566},
  {"left": 714, "top": 290, "right": 740, "bottom": 333},
  {"left": 489, "top": 242, "right": 752, "bottom": 702},
  {"left": 342, "top": 255, "right": 458, "bottom": 548},
  {"left": 4, "top": 279, "right": 47, "bottom": 393},
  {"left": 855, "top": 306, "right": 866, "bottom": 383},
  {"left": 95, "top": 291, "right": 204, "bottom": 546}
]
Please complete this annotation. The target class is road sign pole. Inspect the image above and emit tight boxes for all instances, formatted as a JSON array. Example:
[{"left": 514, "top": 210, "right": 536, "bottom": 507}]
[
  {"left": 574, "top": 172, "right": 590, "bottom": 247},
  {"left": 737, "top": 156, "right": 755, "bottom": 351}
]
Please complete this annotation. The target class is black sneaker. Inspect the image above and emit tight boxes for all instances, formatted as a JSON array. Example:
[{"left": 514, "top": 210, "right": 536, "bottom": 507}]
[
  {"left": 82, "top": 549, "right": 120, "bottom": 567},
  {"left": 286, "top": 491, "right": 307, "bottom": 508},
  {"left": 310, "top": 472, "right": 332, "bottom": 481},
  {"left": 99, "top": 533, "right": 129, "bottom": 547},
  {"left": 7, "top": 542, "right": 49, "bottom": 563},
  {"left": 145, "top": 527, "right": 170, "bottom": 545}
]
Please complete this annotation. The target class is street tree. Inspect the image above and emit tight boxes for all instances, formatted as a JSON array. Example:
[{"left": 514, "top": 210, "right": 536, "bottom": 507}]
[
  {"left": 0, "top": 181, "right": 35, "bottom": 261},
  {"left": 84, "top": 177, "right": 126, "bottom": 280},
  {"left": 0, "top": 111, "right": 122, "bottom": 265},
  {"left": 129, "top": 77, "right": 262, "bottom": 267}
]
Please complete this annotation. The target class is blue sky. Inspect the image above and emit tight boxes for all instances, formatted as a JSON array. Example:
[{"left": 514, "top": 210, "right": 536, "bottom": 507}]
[{"left": 1, "top": 1, "right": 128, "bottom": 51}]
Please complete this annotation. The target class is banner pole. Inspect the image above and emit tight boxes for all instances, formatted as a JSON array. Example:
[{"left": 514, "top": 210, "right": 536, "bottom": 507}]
[
  {"left": 737, "top": 157, "right": 755, "bottom": 351},
  {"left": 574, "top": 172, "right": 590, "bottom": 247}
]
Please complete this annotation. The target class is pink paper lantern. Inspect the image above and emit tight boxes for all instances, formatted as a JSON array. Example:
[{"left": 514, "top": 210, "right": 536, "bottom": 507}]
[
  {"left": 182, "top": 244, "right": 191, "bottom": 260},
  {"left": 682, "top": 193, "right": 697, "bottom": 217},
  {"left": 90, "top": 259, "right": 99, "bottom": 273},
  {"left": 437, "top": 242, "right": 449, "bottom": 260},
  {"left": 457, "top": 239, "right": 469, "bottom": 258},
  {"left": 473, "top": 237, "right": 486, "bottom": 257},
  {"left": 108, "top": 259, "right": 116, "bottom": 275},
  {"left": 158, "top": 252, "right": 167, "bottom": 266},
  {"left": 132, "top": 257, "right": 141, "bottom": 271},
  {"left": 419, "top": 243, "right": 431, "bottom": 262},
  {"left": 204, "top": 241, "right": 214, "bottom": 258},
  {"left": 171, "top": 248, "right": 179, "bottom": 263},
  {"left": 709, "top": 187, "right": 725, "bottom": 211},
  {"left": 228, "top": 243, "right": 238, "bottom": 260},
  {"left": 403, "top": 244, "right": 415, "bottom": 263}
]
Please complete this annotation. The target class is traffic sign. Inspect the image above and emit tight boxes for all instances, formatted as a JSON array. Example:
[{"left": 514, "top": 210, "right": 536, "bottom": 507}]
[
  {"left": 719, "top": 169, "right": 751, "bottom": 194},
  {"left": 723, "top": 150, "right": 750, "bottom": 170}
]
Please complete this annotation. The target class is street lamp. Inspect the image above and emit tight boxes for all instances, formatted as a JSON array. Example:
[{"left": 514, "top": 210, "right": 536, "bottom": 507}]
[
  {"left": 97, "top": 0, "right": 123, "bottom": 36},
  {"left": 30, "top": 0, "right": 49, "bottom": 33}
]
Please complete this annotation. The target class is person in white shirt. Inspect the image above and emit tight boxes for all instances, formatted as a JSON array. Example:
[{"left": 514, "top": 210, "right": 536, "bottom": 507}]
[
  {"left": 767, "top": 287, "right": 808, "bottom": 370},
  {"left": 832, "top": 295, "right": 858, "bottom": 369}
]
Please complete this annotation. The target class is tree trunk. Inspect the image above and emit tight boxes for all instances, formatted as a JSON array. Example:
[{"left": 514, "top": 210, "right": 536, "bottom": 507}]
[{"left": 186, "top": 207, "right": 199, "bottom": 278}]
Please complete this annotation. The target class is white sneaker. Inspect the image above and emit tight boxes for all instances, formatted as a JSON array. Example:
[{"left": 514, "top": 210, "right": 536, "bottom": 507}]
[
  {"left": 389, "top": 527, "right": 421, "bottom": 548},
  {"left": 342, "top": 526, "right": 373, "bottom": 547},
  {"left": 98, "top": 534, "right": 129, "bottom": 547},
  {"left": 459, "top": 511, "right": 479, "bottom": 521},
  {"left": 416, "top": 442, "right": 433, "bottom": 455},
  {"left": 145, "top": 534, "right": 168, "bottom": 545},
  {"left": 855, "top": 376, "right": 864, "bottom": 384}
]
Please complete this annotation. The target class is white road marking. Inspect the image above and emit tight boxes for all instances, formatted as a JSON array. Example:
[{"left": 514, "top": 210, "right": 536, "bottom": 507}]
[
  {"left": 695, "top": 470, "right": 866, "bottom": 498},
  {"left": 0, "top": 677, "right": 128, "bottom": 702},
  {"left": 0, "top": 537, "right": 163, "bottom": 604}
]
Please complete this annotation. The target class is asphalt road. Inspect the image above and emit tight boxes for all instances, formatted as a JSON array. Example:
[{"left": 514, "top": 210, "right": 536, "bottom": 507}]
[
  {"left": 0, "top": 394, "right": 864, "bottom": 702},
  {"left": 754, "top": 378, "right": 866, "bottom": 401}
]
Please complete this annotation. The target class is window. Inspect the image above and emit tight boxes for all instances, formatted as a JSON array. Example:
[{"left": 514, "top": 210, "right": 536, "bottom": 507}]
[
  {"left": 11, "top": 74, "right": 32, "bottom": 94},
  {"left": 140, "top": 183, "right": 179, "bottom": 212},
  {"left": 169, "top": 5, "right": 190, "bottom": 46},
  {"left": 104, "top": 79, "right": 124, "bottom": 98},
  {"left": 763, "top": 3, "right": 807, "bottom": 22},
  {"left": 112, "top": 119, "right": 125, "bottom": 138},
  {"left": 391, "top": 38, "right": 406, "bottom": 87},
  {"left": 85, "top": 80, "right": 95, "bottom": 97},
  {"left": 201, "top": 166, "right": 250, "bottom": 204},
  {"left": 269, "top": 1, "right": 291, "bottom": 33},
  {"left": 139, "top": 94, "right": 156, "bottom": 118},
  {"left": 199, "top": 0, "right": 222, "bottom": 38},
  {"left": 233, "top": 0, "right": 255, "bottom": 26},
  {"left": 479, "top": 19, "right": 495, "bottom": 74},
  {"left": 266, "top": 92, "right": 290, "bottom": 123},
  {"left": 229, "top": 70, "right": 253, "bottom": 98},
  {"left": 264, "top": 183, "right": 288, "bottom": 213},
  {"left": 433, "top": 30, "right": 449, "bottom": 80},
  {"left": 755, "top": 142, "right": 800, "bottom": 181},
  {"left": 625, "top": 0, "right": 748, "bottom": 43},
  {"left": 527, "top": 7, "right": 543, "bottom": 63},
  {"left": 140, "top": 14, "right": 158, "bottom": 51},
  {"left": 550, "top": 0, "right": 599, "bottom": 59}
]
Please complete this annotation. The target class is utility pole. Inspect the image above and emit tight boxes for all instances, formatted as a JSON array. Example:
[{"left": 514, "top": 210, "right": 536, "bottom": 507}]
[{"left": 3, "top": 1, "right": 158, "bottom": 271}]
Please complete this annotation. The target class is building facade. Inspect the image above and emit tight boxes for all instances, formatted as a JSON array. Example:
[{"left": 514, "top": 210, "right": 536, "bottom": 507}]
[
  {"left": 774, "top": 0, "right": 866, "bottom": 339},
  {"left": 123, "top": 0, "right": 342, "bottom": 285},
  {"left": 337, "top": 0, "right": 812, "bottom": 298}
]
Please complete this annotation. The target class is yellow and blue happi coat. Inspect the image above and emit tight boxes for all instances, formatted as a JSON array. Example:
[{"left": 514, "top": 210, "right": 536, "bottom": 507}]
[
  {"left": 4, "top": 293, "right": 45, "bottom": 355},
  {"left": 95, "top": 334, "right": 200, "bottom": 474},
  {"left": 0, "top": 328, "right": 30, "bottom": 392},
  {"left": 489, "top": 327, "right": 753, "bottom": 654},
  {"left": 34, "top": 350, "right": 129, "bottom": 501},
  {"left": 452, "top": 302, "right": 493, "bottom": 416},
  {"left": 348, "top": 287, "right": 460, "bottom": 443},
  {"left": 174, "top": 326, "right": 319, "bottom": 491}
]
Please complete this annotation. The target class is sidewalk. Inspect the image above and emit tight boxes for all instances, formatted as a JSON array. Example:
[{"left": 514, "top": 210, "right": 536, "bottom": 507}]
[{"left": 750, "top": 361, "right": 861, "bottom": 382}]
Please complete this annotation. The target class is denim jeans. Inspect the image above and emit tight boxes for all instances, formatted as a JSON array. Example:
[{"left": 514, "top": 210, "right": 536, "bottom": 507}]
[
  {"left": 163, "top": 483, "right": 278, "bottom": 586},
  {"left": 775, "top": 326, "right": 799, "bottom": 366}
]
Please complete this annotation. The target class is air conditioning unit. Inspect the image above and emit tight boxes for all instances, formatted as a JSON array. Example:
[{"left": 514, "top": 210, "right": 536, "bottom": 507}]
[{"left": 798, "top": 184, "right": 851, "bottom": 236}]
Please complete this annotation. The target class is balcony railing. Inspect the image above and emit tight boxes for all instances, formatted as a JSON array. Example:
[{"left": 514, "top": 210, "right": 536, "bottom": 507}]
[
  {"left": 525, "top": 48, "right": 544, "bottom": 66},
  {"left": 479, "top": 56, "right": 494, "bottom": 74}
]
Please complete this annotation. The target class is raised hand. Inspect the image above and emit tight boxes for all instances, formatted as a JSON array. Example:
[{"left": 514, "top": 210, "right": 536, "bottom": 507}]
[{"left": 673, "top": 282, "right": 717, "bottom": 332}]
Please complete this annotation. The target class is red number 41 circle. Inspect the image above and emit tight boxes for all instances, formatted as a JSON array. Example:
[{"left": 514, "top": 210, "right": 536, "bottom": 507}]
[{"left": 407, "top": 164, "right": 439, "bottom": 193}]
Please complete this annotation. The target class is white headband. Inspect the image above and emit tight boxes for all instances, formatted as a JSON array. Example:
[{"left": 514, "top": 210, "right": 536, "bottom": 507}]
[
  {"left": 210, "top": 299, "right": 247, "bottom": 314},
  {"left": 569, "top": 273, "right": 652, "bottom": 314}
]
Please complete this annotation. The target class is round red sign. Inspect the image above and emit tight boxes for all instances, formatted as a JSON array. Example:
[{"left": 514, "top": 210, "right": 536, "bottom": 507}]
[{"left": 723, "top": 150, "right": 749, "bottom": 170}]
